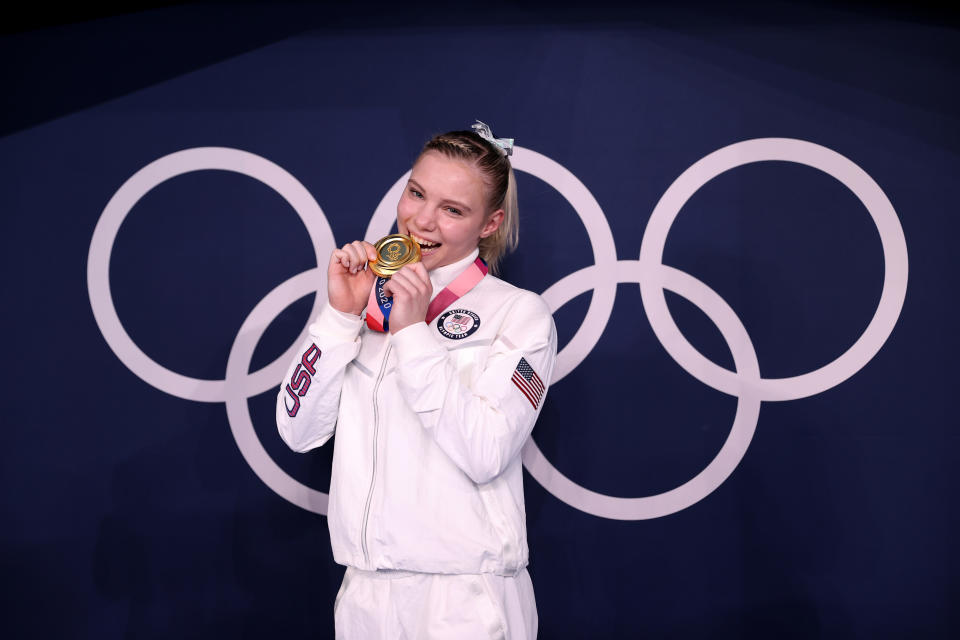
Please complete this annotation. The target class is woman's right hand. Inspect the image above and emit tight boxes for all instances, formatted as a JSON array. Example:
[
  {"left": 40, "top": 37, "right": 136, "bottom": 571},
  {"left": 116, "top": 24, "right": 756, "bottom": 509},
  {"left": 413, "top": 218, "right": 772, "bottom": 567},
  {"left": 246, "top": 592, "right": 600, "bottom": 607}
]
[{"left": 328, "top": 240, "right": 378, "bottom": 316}]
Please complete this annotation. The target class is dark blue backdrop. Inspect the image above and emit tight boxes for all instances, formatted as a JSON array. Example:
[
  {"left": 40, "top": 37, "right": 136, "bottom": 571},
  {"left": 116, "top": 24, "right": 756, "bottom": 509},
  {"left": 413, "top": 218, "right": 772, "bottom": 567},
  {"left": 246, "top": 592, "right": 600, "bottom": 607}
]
[{"left": 2, "top": 2, "right": 957, "bottom": 637}]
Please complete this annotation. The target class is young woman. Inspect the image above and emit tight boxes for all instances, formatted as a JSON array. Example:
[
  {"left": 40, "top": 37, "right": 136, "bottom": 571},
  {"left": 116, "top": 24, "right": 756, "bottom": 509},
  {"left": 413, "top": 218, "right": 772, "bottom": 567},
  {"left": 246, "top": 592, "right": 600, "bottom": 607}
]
[{"left": 277, "top": 123, "right": 557, "bottom": 639}]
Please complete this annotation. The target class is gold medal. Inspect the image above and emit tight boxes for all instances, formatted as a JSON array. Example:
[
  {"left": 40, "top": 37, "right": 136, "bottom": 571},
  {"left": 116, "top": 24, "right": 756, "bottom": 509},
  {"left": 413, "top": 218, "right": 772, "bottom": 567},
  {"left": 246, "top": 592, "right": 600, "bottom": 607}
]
[{"left": 369, "top": 234, "right": 421, "bottom": 277}]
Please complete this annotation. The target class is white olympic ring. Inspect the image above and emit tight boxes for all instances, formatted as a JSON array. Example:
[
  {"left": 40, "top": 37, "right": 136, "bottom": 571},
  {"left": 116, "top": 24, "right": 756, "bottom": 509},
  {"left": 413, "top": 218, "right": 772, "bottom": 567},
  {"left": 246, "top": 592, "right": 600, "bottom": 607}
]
[
  {"left": 87, "top": 148, "right": 335, "bottom": 510},
  {"left": 87, "top": 139, "right": 908, "bottom": 521},
  {"left": 524, "top": 138, "right": 909, "bottom": 519}
]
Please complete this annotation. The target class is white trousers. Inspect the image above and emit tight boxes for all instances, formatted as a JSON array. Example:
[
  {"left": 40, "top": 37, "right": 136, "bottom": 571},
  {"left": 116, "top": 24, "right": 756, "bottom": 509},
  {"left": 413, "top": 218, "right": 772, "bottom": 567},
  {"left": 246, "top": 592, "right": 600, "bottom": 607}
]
[{"left": 334, "top": 567, "right": 538, "bottom": 640}]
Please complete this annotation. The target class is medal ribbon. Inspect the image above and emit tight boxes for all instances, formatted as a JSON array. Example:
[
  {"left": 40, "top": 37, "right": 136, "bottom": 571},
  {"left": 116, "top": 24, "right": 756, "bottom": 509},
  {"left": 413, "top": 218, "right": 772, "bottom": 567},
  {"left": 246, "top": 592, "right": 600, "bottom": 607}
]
[{"left": 365, "top": 257, "right": 489, "bottom": 333}]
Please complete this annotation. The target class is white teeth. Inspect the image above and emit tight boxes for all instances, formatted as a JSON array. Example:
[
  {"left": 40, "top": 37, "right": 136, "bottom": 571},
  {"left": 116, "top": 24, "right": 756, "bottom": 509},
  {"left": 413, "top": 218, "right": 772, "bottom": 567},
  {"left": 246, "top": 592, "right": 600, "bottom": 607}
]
[{"left": 411, "top": 233, "right": 440, "bottom": 247}]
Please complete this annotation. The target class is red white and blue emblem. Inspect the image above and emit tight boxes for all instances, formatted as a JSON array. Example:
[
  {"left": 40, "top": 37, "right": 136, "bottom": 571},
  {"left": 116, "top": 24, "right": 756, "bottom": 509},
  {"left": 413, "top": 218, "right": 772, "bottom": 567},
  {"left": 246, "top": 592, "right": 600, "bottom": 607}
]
[
  {"left": 512, "top": 357, "right": 545, "bottom": 409},
  {"left": 437, "top": 309, "right": 480, "bottom": 340}
]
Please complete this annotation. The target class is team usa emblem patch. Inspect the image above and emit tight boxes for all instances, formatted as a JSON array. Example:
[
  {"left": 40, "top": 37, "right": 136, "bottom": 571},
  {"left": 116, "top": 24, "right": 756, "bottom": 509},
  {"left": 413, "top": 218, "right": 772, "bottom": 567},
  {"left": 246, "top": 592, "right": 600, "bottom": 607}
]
[
  {"left": 436, "top": 309, "right": 481, "bottom": 340},
  {"left": 512, "top": 357, "right": 545, "bottom": 409}
]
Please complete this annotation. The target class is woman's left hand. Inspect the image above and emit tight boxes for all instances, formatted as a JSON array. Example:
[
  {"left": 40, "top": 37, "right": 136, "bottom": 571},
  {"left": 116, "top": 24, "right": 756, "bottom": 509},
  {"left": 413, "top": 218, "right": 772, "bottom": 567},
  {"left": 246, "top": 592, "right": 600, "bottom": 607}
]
[{"left": 382, "top": 262, "right": 433, "bottom": 334}]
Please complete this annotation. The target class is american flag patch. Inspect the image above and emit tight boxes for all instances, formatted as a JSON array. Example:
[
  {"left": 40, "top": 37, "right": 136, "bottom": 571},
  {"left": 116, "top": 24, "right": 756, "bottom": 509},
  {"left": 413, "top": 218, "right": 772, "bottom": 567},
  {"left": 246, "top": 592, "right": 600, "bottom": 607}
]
[{"left": 512, "top": 357, "right": 545, "bottom": 409}]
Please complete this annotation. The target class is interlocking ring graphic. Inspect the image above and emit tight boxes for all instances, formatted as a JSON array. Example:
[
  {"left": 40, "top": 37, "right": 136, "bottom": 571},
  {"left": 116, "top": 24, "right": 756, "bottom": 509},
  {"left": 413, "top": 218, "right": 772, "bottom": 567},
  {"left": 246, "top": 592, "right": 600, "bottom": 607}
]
[{"left": 87, "top": 139, "right": 908, "bottom": 520}]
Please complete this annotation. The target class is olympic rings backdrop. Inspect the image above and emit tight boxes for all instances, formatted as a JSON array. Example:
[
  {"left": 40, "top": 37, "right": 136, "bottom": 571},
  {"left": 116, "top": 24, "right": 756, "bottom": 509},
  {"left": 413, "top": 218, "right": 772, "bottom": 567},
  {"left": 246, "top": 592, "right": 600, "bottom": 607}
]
[{"left": 2, "top": 4, "right": 958, "bottom": 638}]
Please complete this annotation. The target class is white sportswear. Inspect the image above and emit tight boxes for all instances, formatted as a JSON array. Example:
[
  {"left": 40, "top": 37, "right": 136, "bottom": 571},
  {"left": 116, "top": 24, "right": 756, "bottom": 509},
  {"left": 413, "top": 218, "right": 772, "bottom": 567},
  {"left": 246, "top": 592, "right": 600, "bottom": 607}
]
[{"left": 276, "top": 249, "right": 557, "bottom": 576}]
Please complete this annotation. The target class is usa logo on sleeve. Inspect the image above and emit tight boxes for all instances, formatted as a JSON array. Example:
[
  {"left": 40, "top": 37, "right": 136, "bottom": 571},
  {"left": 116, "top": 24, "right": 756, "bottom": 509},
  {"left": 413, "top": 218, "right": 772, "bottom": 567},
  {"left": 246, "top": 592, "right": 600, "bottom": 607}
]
[{"left": 512, "top": 357, "right": 545, "bottom": 409}]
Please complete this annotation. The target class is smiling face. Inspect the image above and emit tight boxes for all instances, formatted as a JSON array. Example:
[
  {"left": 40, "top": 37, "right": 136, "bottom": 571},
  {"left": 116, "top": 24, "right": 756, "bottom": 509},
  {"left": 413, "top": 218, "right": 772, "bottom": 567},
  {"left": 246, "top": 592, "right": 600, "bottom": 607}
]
[{"left": 397, "top": 150, "right": 504, "bottom": 271}]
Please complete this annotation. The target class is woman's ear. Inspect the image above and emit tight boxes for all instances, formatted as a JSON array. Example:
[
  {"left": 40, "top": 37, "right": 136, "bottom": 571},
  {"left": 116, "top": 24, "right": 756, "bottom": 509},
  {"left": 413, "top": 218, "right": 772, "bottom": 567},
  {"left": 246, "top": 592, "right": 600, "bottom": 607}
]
[{"left": 479, "top": 208, "right": 504, "bottom": 239}]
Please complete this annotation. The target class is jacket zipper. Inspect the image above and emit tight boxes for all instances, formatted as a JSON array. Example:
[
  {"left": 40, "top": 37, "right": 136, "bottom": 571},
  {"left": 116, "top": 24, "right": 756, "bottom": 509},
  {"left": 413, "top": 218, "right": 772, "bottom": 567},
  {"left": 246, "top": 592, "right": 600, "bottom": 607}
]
[{"left": 361, "top": 344, "right": 391, "bottom": 566}]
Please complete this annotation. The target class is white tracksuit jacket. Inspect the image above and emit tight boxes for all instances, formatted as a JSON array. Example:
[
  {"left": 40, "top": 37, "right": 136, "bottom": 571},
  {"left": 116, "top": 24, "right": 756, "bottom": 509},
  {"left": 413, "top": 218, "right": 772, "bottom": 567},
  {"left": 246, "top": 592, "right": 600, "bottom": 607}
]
[{"left": 276, "top": 250, "right": 557, "bottom": 576}]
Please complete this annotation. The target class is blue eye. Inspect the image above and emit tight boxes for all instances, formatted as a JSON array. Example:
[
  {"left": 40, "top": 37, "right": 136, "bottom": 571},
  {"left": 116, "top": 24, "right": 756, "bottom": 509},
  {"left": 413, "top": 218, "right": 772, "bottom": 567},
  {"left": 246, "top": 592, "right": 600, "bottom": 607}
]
[
  {"left": 409, "top": 188, "right": 423, "bottom": 199},
  {"left": 446, "top": 207, "right": 462, "bottom": 215}
]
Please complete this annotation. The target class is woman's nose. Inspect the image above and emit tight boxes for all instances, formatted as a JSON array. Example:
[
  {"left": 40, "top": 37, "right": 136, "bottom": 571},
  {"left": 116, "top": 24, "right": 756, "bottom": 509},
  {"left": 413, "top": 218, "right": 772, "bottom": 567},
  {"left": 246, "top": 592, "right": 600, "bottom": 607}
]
[{"left": 414, "top": 204, "right": 436, "bottom": 230}]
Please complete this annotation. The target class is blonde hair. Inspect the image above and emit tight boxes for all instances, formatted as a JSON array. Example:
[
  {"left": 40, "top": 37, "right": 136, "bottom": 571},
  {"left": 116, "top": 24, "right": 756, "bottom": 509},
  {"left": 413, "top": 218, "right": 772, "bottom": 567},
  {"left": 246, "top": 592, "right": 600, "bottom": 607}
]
[{"left": 418, "top": 130, "right": 519, "bottom": 274}]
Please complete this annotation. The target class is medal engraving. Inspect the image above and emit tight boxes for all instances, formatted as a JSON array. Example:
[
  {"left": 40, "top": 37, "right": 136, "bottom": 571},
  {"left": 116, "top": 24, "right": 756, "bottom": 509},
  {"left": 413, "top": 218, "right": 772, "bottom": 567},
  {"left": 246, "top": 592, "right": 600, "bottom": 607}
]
[
  {"left": 370, "top": 234, "right": 421, "bottom": 277},
  {"left": 384, "top": 242, "right": 406, "bottom": 261}
]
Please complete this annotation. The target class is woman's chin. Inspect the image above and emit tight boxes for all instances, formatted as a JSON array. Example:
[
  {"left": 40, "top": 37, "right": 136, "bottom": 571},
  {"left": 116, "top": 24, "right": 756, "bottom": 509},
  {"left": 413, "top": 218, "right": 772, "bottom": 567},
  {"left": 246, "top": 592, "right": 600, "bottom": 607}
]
[{"left": 419, "top": 248, "right": 443, "bottom": 269}]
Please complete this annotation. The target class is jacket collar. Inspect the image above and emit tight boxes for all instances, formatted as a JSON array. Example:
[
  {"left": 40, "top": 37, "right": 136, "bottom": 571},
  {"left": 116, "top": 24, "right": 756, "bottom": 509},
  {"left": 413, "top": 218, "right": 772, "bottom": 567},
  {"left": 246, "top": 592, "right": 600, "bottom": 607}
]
[{"left": 428, "top": 248, "right": 480, "bottom": 298}]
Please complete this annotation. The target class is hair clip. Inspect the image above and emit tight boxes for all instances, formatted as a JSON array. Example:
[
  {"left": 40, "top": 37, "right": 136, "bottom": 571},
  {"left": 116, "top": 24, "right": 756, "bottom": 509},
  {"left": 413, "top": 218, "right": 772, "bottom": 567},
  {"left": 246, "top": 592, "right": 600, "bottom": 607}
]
[{"left": 471, "top": 120, "right": 514, "bottom": 157}]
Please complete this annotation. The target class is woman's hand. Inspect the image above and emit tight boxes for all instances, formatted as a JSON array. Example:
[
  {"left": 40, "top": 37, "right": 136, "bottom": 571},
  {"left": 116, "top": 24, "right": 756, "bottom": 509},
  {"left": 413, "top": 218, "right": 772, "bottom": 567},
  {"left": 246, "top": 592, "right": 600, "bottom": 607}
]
[
  {"left": 382, "top": 262, "right": 433, "bottom": 334},
  {"left": 328, "top": 241, "right": 378, "bottom": 315}
]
